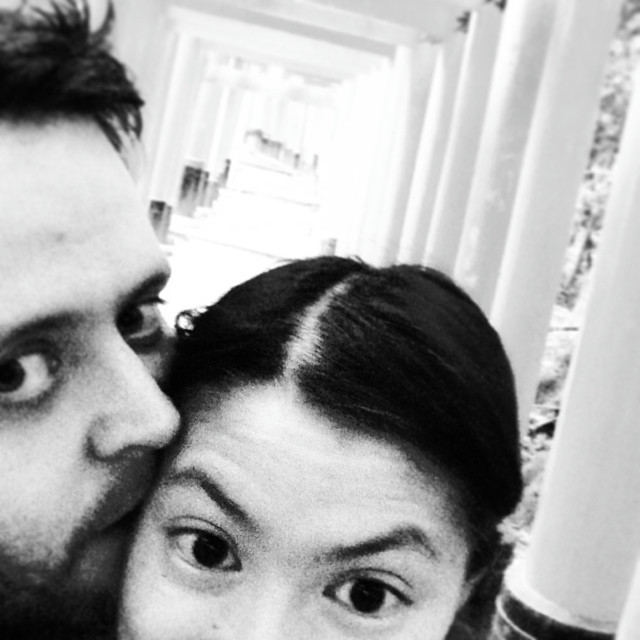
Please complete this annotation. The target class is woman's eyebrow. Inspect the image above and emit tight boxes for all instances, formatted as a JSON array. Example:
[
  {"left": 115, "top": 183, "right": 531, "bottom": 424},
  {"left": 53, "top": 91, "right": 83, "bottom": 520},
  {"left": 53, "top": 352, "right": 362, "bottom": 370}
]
[
  {"left": 162, "top": 466, "right": 255, "bottom": 529},
  {"left": 317, "top": 526, "right": 438, "bottom": 564}
]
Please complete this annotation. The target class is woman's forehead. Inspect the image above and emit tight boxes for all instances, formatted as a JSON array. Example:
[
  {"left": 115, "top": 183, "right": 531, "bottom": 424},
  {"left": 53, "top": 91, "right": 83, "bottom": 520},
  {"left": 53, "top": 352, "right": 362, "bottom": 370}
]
[
  {"left": 171, "top": 382, "right": 469, "bottom": 556},
  {"left": 179, "top": 382, "right": 419, "bottom": 474}
]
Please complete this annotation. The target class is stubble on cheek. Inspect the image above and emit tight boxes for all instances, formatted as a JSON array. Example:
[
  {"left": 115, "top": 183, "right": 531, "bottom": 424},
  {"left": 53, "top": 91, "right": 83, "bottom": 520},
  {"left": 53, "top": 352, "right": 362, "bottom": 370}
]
[{"left": 0, "top": 532, "right": 119, "bottom": 638}]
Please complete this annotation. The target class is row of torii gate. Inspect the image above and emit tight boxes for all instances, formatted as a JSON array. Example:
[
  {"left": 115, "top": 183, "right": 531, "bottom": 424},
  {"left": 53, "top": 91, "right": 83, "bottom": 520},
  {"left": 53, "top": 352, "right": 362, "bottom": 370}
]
[{"left": 109, "top": 0, "right": 640, "bottom": 637}]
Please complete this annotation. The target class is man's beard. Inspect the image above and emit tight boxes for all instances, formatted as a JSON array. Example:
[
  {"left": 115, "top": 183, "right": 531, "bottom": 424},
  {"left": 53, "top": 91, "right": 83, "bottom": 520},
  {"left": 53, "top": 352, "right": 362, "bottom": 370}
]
[{"left": 0, "top": 554, "right": 118, "bottom": 640}]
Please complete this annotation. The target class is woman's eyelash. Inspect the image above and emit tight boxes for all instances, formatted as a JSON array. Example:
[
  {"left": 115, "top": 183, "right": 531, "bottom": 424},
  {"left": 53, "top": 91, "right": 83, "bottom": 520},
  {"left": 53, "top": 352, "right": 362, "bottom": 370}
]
[
  {"left": 169, "top": 526, "right": 242, "bottom": 572},
  {"left": 325, "top": 571, "right": 414, "bottom": 618}
]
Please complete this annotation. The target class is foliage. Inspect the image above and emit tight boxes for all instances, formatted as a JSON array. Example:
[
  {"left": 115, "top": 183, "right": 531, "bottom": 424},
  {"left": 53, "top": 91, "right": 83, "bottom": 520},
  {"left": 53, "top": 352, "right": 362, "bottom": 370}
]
[
  {"left": 523, "top": 0, "right": 640, "bottom": 542},
  {"left": 558, "top": 0, "right": 640, "bottom": 308}
]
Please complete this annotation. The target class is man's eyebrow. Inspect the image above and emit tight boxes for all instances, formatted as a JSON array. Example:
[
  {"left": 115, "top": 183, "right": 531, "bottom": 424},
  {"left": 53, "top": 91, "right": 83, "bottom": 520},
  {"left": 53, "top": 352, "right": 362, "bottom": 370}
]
[
  {"left": 318, "top": 526, "right": 438, "bottom": 564},
  {"left": 122, "top": 264, "right": 171, "bottom": 305},
  {"left": 0, "top": 312, "right": 82, "bottom": 343},
  {"left": 0, "top": 265, "right": 171, "bottom": 344},
  {"left": 163, "top": 466, "right": 255, "bottom": 529}
]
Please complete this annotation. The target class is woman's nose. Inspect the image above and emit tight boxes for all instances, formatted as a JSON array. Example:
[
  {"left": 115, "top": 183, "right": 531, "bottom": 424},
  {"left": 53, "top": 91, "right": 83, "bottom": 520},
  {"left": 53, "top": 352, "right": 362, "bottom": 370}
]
[{"left": 218, "top": 579, "right": 315, "bottom": 640}]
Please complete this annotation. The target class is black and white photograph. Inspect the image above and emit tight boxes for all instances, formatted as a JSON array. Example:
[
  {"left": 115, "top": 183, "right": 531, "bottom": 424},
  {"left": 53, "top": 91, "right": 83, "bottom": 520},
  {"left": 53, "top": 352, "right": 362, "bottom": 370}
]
[{"left": 1, "top": 1, "right": 639, "bottom": 638}]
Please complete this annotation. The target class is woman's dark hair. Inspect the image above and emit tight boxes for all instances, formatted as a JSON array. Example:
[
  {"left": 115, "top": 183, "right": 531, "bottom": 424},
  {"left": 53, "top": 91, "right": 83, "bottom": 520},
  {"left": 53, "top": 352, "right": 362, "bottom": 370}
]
[
  {"left": 170, "top": 256, "right": 523, "bottom": 635},
  {"left": 0, "top": 0, "right": 143, "bottom": 152}
]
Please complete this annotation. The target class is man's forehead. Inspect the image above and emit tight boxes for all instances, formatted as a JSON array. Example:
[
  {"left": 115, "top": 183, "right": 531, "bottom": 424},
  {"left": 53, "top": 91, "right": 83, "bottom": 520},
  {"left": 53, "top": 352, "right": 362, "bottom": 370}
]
[
  {"left": 1, "top": 119, "right": 134, "bottom": 214},
  {"left": 0, "top": 118, "right": 168, "bottom": 331},
  {"left": 0, "top": 117, "right": 110, "bottom": 156}
]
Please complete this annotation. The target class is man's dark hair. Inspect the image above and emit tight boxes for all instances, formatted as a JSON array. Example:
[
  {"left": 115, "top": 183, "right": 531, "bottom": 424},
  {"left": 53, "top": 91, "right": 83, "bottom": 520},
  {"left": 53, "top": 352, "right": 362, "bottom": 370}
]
[{"left": 0, "top": 0, "right": 143, "bottom": 151}]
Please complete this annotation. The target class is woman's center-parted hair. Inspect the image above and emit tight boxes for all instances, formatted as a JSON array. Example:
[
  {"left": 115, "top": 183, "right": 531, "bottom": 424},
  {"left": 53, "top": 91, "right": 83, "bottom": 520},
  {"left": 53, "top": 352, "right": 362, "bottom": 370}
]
[
  {"left": 283, "top": 280, "right": 349, "bottom": 377},
  {"left": 169, "top": 256, "right": 523, "bottom": 585}
]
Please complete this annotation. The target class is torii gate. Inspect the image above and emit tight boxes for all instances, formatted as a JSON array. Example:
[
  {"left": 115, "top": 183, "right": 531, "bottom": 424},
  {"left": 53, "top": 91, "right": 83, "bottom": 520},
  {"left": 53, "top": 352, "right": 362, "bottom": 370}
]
[{"left": 108, "top": 0, "right": 640, "bottom": 637}]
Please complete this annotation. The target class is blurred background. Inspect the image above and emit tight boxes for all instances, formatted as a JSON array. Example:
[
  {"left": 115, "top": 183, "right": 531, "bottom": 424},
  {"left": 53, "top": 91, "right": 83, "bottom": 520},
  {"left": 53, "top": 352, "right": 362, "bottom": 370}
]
[
  {"left": 104, "top": 0, "right": 640, "bottom": 429},
  {"left": 108, "top": 0, "right": 500, "bottom": 312}
]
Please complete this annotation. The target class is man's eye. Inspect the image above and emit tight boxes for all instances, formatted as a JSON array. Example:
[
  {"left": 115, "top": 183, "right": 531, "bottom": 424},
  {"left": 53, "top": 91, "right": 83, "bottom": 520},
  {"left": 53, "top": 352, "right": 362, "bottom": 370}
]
[
  {"left": 117, "top": 299, "right": 165, "bottom": 345},
  {"left": 0, "top": 352, "right": 58, "bottom": 404},
  {"left": 327, "top": 576, "right": 409, "bottom": 617},
  {"left": 173, "top": 530, "right": 241, "bottom": 572}
]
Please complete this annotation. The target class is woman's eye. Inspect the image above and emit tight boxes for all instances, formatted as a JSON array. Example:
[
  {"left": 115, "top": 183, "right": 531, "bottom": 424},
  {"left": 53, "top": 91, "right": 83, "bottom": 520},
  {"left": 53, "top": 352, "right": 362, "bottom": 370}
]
[
  {"left": 328, "top": 577, "right": 409, "bottom": 617},
  {"left": 0, "top": 352, "right": 58, "bottom": 404},
  {"left": 117, "top": 299, "right": 165, "bottom": 346},
  {"left": 173, "top": 530, "right": 241, "bottom": 572}
]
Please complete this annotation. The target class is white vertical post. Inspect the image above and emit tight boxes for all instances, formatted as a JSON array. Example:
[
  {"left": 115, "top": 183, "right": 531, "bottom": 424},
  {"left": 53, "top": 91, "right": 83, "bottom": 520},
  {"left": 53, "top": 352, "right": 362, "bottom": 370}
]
[
  {"left": 489, "top": 0, "right": 624, "bottom": 427},
  {"left": 140, "top": 24, "right": 179, "bottom": 188},
  {"left": 295, "top": 101, "right": 314, "bottom": 158},
  {"left": 357, "top": 47, "right": 409, "bottom": 264},
  {"left": 522, "top": 60, "right": 640, "bottom": 627},
  {"left": 184, "top": 60, "right": 224, "bottom": 162},
  {"left": 348, "top": 70, "right": 388, "bottom": 256},
  {"left": 423, "top": 5, "right": 502, "bottom": 274},
  {"left": 275, "top": 98, "right": 294, "bottom": 150},
  {"left": 229, "top": 86, "right": 257, "bottom": 158},
  {"left": 196, "top": 81, "right": 225, "bottom": 173},
  {"left": 396, "top": 34, "right": 466, "bottom": 264},
  {"left": 206, "top": 83, "right": 232, "bottom": 178},
  {"left": 147, "top": 33, "right": 206, "bottom": 203},
  {"left": 373, "top": 42, "right": 438, "bottom": 266},
  {"left": 206, "top": 87, "right": 247, "bottom": 180},
  {"left": 110, "top": 0, "right": 158, "bottom": 89},
  {"left": 322, "top": 65, "right": 389, "bottom": 258},
  {"left": 262, "top": 65, "right": 286, "bottom": 139},
  {"left": 453, "top": 0, "right": 558, "bottom": 311},
  {"left": 111, "top": 1, "right": 178, "bottom": 196},
  {"left": 617, "top": 556, "right": 640, "bottom": 640},
  {"left": 344, "top": 65, "right": 391, "bottom": 257},
  {"left": 317, "top": 80, "right": 355, "bottom": 253}
]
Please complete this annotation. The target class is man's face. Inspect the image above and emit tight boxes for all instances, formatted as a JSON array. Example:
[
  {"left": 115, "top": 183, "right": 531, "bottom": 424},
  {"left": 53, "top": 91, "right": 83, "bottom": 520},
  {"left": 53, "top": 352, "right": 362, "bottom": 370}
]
[{"left": 0, "top": 120, "right": 179, "bottom": 632}]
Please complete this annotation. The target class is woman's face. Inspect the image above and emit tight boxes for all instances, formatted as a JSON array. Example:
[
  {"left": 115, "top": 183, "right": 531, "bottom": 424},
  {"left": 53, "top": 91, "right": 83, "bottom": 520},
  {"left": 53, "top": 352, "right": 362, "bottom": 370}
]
[{"left": 119, "top": 383, "right": 472, "bottom": 640}]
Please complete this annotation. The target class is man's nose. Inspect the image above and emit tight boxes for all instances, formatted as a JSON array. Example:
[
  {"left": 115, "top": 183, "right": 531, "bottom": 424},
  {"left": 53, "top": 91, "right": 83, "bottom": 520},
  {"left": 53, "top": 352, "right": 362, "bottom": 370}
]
[{"left": 87, "top": 338, "right": 180, "bottom": 460}]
